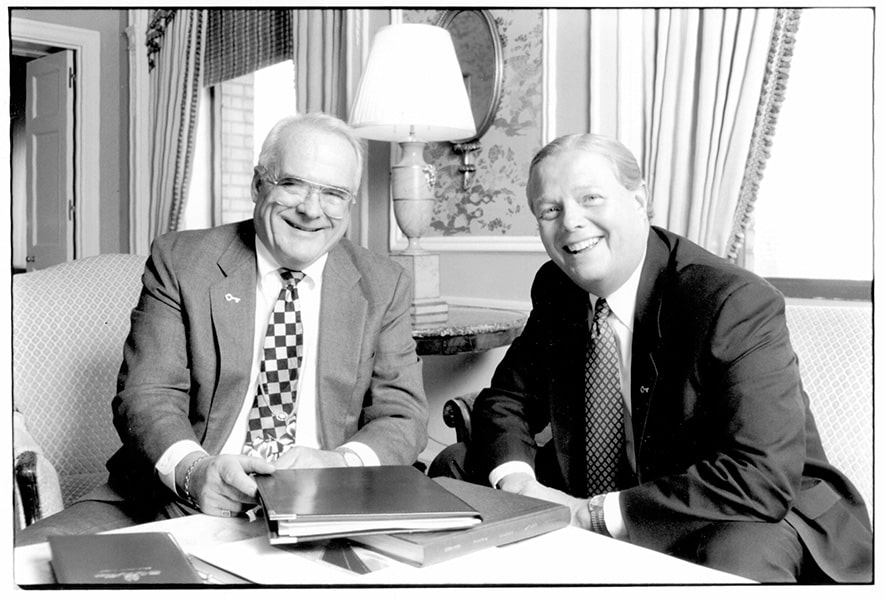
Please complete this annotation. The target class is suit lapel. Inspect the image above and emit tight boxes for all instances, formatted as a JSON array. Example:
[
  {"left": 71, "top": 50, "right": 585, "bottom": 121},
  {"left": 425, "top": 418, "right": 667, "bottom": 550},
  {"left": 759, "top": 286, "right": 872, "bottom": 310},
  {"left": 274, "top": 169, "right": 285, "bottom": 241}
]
[
  {"left": 631, "top": 228, "right": 670, "bottom": 471},
  {"left": 205, "top": 224, "right": 257, "bottom": 451},
  {"left": 315, "top": 243, "right": 366, "bottom": 448}
]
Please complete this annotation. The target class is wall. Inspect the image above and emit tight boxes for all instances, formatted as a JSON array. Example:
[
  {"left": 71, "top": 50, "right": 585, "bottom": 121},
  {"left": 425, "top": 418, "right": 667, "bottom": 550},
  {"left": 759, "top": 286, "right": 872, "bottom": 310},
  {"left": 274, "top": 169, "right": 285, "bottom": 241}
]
[
  {"left": 11, "top": 9, "right": 130, "bottom": 254},
  {"left": 219, "top": 74, "right": 256, "bottom": 224}
]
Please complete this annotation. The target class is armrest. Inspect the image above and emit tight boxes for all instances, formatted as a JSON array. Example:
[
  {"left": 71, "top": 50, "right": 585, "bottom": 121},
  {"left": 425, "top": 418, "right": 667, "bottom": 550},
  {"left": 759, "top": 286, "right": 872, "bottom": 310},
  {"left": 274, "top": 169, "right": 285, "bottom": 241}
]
[
  {"left": 13, "top": 410, "right": 63, "bottom": 528},
  {"left": 441, "top": 393, "right": 553, "bottom": 449},
  {"left": 15, "top": 450, "right": 43, "bottom": 526},
  {"left": 442, "top": 392, "right": 478, "bottom": 444}
]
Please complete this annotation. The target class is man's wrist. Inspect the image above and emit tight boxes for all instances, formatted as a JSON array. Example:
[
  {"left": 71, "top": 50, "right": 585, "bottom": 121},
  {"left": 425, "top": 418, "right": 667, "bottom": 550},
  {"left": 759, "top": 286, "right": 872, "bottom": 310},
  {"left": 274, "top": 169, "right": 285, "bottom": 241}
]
[
  {"left": 587, "top": 494, "right": 611, "bottom": 536},
  {"left": 179, "top": 452, "right": 210, "bottom": 509}
]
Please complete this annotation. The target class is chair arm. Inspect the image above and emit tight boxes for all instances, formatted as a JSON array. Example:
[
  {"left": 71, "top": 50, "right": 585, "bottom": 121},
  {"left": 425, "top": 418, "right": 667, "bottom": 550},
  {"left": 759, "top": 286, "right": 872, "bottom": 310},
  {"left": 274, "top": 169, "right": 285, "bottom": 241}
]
[
  {"left": 13, "top": 410, "right": 64, "bottom": 528},
  {"left": 15, "top": 450, "right": 43, "bottom": 526},
  {"left": 442, "top": 392, "right": 478, "bottom": 444}
]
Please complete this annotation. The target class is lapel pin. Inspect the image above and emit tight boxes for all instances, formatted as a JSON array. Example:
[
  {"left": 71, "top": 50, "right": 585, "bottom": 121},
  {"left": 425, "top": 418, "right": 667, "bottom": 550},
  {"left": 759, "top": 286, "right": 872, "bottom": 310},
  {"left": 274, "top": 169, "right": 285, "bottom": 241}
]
[
  {"left": 225, "top": 293, "right": 241, "bottom": 303},
  {"left": 640, "top": 386, "right": 650, "bottom": 394}
]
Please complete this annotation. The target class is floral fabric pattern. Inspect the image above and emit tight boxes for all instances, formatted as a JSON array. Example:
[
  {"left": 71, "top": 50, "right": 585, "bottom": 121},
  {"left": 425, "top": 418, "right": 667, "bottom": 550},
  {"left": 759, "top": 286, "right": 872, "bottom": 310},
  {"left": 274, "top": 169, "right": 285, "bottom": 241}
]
[{"left": 405, "top": 9, "right": 544, "bottom": 239}]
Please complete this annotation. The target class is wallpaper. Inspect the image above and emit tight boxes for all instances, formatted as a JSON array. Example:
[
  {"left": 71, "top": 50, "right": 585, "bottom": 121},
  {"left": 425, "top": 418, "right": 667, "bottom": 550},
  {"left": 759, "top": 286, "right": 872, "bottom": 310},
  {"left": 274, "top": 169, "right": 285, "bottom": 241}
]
[{"left": 404, "top": 9, "right": 544, "bottom": 240}]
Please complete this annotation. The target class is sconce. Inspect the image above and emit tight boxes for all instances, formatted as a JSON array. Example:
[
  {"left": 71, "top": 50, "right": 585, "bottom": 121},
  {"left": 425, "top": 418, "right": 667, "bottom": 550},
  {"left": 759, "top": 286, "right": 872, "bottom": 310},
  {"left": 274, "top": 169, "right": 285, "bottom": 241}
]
[
  {"left": 437, "top": 9, "right": 504, "bottom": 190},
  {"left": 453, "top": 141, "right": 481, "bottom": 190}
]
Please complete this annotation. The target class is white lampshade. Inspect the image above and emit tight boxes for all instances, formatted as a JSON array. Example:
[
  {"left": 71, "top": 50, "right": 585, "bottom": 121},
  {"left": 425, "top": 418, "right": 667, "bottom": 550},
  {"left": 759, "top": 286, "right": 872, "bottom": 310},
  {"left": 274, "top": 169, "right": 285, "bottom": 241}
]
[{"left": 350, "top": 23, "right": 477, "bottom": 142}]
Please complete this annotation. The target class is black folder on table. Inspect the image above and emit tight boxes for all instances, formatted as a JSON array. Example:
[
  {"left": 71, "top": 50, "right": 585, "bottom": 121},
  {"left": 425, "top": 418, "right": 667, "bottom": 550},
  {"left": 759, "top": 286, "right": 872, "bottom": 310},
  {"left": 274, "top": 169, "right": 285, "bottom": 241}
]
[
  {"left": 255, "top": 466, "right": 481, "bottom": 545},
  {"left": 47, "top": 532, "right": 204, "bottom": 585}
]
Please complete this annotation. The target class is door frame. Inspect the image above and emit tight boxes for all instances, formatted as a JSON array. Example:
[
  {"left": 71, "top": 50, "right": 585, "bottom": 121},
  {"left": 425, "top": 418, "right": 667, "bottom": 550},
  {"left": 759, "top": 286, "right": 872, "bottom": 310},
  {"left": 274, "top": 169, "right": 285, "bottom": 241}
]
[{"left": 11, "top": 17, "right": 101, "bottom": 260}]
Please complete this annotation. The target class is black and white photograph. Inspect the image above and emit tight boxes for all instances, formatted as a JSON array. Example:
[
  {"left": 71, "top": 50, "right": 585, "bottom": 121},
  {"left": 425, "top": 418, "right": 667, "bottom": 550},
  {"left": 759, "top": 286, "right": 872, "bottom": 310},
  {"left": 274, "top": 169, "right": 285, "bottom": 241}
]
[{"left": 3, "top": 3, "right": 879, "bottom": 595}]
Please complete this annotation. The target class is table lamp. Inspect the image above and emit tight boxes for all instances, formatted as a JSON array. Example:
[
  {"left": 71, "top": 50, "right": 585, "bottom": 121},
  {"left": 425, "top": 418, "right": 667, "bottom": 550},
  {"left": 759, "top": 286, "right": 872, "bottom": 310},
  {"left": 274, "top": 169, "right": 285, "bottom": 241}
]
[{"left": 350, "top": 23, "right": 476, "bottom": 324}]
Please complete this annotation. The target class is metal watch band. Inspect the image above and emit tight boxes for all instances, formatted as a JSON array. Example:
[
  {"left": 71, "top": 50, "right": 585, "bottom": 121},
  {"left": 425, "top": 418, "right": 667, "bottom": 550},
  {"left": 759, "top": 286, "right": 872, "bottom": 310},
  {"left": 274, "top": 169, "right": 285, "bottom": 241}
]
[{"left": 587, "top": 494, "right": 610, "bottom": 537}]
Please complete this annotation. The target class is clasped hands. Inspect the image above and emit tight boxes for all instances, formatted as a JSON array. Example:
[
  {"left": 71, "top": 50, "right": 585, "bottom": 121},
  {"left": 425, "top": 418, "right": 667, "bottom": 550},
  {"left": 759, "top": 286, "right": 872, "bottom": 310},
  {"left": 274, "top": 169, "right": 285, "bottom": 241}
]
[
  {"left": 497, "top": 472, "right": 593, "bottom": 530},
  {"left": 177, "top": 446, "right": 348, "bottom": 518}
]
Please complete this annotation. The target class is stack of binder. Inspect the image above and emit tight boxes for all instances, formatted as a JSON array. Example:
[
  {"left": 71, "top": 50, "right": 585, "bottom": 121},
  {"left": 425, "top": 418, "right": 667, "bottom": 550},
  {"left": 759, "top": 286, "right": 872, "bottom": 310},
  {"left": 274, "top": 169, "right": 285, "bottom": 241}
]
[{"left": 255, "top": 466, "right": 481, "bottom": 545}]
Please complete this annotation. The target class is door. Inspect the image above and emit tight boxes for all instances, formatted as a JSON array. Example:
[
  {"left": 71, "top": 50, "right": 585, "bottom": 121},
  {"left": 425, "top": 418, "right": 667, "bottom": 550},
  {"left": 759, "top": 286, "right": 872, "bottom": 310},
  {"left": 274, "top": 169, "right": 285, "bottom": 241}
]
[{"left": 25, "top": 50, "right": 75, "bottom": 271}]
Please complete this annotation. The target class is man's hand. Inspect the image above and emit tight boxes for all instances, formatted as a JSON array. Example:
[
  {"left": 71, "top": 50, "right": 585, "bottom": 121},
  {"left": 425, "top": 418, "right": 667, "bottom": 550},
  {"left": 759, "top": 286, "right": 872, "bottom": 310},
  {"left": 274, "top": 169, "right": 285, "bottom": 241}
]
[
  {"left": 178, "top": 452, "right": 275, "bottom": 517},
  {"left": 273, "top": 446, "right": 348, "bottom": 469},
  {"left": 497, "top": 473, "right": 591, "bottom": 529}
]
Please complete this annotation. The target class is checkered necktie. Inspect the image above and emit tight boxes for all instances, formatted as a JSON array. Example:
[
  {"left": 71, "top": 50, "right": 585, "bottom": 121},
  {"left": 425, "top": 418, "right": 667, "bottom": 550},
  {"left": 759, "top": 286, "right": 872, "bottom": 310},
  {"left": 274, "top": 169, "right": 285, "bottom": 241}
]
[
  {"left": 583, "top": 298, "right": 625, "bottom": 497},
  {"left": 243, "top": 269, "right": 305, "bottom": 461}
]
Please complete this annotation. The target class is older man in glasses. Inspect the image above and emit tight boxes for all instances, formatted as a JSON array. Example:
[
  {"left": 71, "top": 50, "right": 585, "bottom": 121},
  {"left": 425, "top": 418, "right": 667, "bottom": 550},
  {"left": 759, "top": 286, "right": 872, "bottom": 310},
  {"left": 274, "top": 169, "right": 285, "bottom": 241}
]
[{"left": 16, "top": 113, "right": 428, "bottom": 545}]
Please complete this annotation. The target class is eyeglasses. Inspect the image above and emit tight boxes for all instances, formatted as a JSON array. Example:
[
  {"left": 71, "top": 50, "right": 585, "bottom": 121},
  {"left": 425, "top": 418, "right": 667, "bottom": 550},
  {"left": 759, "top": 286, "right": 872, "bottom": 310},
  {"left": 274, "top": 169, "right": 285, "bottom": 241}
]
[{"left": 255, "top": 166, "right": 355, "bottom": 219}]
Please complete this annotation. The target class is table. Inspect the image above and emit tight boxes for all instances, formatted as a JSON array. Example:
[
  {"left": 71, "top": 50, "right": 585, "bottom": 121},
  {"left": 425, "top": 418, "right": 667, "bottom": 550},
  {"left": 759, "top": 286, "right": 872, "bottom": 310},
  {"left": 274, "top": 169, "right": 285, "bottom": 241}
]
[
  {"left": 412, "top": 305, "right": 527, "bottom": 355},
  {"left": 14, "top": 514, "right": 752, "bottom": 587}
]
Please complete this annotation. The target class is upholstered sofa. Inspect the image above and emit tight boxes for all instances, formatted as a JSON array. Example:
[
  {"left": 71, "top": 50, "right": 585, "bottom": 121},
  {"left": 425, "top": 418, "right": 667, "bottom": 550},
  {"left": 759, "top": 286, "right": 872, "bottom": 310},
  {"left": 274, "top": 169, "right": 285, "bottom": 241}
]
[
  {"left": 11, "top": 254, "right": 873, "bottom": 529},
  {"left": 442, "top": 298, "right": 873, "bottom": 518},
  {"left": 12, "top": 254, "right": 147, "bottom": 528}
]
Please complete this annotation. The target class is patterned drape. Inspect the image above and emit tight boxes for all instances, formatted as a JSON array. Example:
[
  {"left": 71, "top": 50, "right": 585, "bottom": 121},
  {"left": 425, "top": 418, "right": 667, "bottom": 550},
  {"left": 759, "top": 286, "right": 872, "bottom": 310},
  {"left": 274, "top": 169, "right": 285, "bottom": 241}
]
[
  {"left": 590, "top": 8, "right": 797, "bottom": 258},
  {"left": 146, "top": 9, "right": 206, "bottom": 239},
  {"left": 725, "top": 9, "right": 801, "bottom": 262},
  {"left": 203, "top": 10, "right": 293, "bottom": 86}
]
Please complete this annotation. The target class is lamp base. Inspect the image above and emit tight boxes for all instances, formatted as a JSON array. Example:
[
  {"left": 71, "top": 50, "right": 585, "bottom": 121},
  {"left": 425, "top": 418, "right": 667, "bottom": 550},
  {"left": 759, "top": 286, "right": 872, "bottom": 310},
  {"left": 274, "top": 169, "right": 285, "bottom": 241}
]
[{"left": 391, "top": 253, "right": 449, "bottom": 326}]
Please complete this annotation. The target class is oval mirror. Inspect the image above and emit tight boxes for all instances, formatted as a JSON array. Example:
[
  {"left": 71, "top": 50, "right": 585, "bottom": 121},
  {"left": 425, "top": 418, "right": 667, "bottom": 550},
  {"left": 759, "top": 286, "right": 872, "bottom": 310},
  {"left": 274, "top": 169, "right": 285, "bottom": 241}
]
[{"left": 436, "top": 9, "right": 503, "bottom": 144}]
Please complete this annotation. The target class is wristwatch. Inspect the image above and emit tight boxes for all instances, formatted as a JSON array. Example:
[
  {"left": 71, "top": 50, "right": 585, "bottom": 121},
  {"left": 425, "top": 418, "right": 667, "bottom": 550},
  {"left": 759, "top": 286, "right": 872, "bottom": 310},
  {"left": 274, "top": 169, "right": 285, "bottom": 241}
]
[
  {"left": 336, "top": 448, "right": 363, "bottom": 467},
  {"left": 587, "top": 494, "right": 610, "bottom": 537}
]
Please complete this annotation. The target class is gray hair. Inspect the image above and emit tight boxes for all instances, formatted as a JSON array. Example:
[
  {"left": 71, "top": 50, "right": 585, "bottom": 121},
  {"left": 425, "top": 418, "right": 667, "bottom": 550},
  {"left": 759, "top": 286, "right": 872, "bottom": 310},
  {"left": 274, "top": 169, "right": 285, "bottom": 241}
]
[
  {"left": 528, "top": 133, "right": 653, "bottom": 218},
  {"left": 257, "top": 113, "right": 365, "bottom": 190}
]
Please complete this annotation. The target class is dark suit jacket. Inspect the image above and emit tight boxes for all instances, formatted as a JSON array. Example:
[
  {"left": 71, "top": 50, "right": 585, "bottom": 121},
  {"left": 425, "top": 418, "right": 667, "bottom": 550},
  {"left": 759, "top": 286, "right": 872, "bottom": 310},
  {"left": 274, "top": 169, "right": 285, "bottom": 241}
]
[
  {"left": 471, "top": 226, "right": 871, "bottom": 582},
  {"left": 105, "top": 220, "right": 428, "bottom": 505}
]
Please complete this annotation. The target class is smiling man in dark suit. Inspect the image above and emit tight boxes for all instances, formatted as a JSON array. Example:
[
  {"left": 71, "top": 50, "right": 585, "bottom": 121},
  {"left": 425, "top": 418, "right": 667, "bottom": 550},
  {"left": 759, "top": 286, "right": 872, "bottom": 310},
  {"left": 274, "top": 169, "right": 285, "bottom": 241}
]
[
  {"left": 432, "top": 133, "right": 871, "bottom": 582},
  {"left": 17, "top": 113, "right": 428, "bottom": 545}
]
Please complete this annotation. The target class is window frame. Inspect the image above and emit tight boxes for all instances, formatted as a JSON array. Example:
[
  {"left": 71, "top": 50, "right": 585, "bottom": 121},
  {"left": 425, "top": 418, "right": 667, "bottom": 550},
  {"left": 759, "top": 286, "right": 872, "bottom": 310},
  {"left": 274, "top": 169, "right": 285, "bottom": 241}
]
[{"left": 766, "top": 278, "right": 871, "bottom": 302}]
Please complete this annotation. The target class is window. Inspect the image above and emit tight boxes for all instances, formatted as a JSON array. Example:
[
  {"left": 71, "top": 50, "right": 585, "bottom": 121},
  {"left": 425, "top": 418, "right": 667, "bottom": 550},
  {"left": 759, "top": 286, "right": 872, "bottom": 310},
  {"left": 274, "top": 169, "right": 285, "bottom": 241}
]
[
  {"left": 181, "top": 9, "right": 296, "bottom": 230},
  {"left": 748, "top": 8, "right": 872, "bottom": 297},
  {"left": 182, "top": 60, "right": 297, "bottom": 230}
]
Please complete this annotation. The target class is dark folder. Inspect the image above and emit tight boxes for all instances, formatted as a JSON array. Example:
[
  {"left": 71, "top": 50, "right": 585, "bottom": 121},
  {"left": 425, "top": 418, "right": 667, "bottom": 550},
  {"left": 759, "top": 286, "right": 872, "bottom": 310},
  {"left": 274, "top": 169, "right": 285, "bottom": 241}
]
[
  {"left": 47, "top": 532, "right": 204, "bottom": 585},
  {"left": 255, "top": 466, "right": 481, "bottom": 544}
]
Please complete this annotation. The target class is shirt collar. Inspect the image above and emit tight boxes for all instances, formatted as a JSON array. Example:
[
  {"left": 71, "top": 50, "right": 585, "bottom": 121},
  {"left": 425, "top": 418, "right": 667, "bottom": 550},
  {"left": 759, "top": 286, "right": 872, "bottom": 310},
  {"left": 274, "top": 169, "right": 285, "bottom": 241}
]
[
  {"left": 588, "top": 242, "right": 648, "bottom": 332},
  {"left": 255, "top": 235, "right": 327, "bottom": 286}
]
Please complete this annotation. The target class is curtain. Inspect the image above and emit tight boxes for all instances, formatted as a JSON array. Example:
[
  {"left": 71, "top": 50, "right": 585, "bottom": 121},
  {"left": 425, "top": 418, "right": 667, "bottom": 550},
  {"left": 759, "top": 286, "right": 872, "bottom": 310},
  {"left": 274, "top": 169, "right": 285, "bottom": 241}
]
[
  {"left": 725, "top": 9, "right": 801, "bottom": 262},
  {"left": 590, "top": 9, "right": 786, "bottom": 258},
  {"left": 146, "top": 9, "right": 206, "bottom": 240},
  {"left": 293, "top": 9, "right": 352, "bottom": 119},
  {"left": 203, "top": 10, "right": 292, "bottom": 86}
]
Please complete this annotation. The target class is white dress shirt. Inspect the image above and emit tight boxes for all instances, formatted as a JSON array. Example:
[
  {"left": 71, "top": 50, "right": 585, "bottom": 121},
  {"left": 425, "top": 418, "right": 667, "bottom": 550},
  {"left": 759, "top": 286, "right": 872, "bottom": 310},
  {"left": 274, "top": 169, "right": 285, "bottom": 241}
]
[
  {"left": 155, "top": 237, "right": 378, "bottom": 493},
  {"left": 488, "top": 245, "right": 648, "bottom": 540}
]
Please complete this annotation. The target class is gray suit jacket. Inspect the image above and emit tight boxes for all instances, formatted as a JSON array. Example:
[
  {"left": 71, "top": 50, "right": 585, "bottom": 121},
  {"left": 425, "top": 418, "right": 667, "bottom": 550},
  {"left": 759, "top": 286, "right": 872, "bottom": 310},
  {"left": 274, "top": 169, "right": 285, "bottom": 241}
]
[{"left": 106, "top": 221, "right": 428, "bottom": 503}]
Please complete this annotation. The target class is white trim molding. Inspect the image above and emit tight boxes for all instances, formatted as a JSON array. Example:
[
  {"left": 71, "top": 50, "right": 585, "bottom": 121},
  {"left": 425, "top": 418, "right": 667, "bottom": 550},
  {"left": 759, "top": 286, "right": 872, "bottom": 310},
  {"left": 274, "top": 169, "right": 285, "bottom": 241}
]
[
  {"left": 392, "top": 235, "right": 543, "bottom": 253},
  {"left": 126, "top": 9, "right": 152, "bottom": 256},
  {"left": 542, "top": 8, "right": 556, "bottom": 145},
  {"left": 351, "top": 9, "right": 370, "bottom": 249},
  {"left": 11, "top": 17, "right": 101, "bottom": 259}
]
